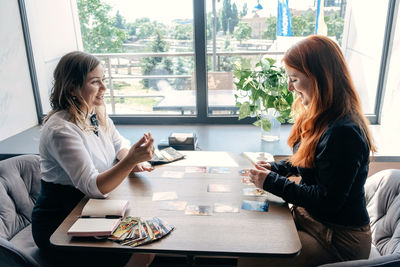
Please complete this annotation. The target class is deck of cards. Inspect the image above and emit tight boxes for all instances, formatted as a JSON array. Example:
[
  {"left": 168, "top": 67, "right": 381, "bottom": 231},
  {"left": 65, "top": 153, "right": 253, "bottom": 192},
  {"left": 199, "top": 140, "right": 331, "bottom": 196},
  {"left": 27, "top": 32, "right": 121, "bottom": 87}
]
[{"left": 108, "top": 216, "right": 174, "bottom": 247}]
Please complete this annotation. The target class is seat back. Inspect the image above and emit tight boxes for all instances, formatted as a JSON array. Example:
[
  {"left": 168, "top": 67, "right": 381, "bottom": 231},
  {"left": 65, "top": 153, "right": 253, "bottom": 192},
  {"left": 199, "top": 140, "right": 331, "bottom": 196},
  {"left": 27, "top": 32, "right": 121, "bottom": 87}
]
[
  {"left": 0, "top": 155, "right": 41, "bottom": 240},
  {"left": 365, "top": 169, "right": 400, "bottom": 256}
]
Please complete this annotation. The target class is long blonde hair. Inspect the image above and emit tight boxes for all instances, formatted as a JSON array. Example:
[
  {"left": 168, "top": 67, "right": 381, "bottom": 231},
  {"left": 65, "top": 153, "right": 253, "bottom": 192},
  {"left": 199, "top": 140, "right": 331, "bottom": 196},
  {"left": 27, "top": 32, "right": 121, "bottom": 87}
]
[
  {"left": 43, "top": 51, "right": 108, "bottom": 132},
  {"left": 283, "top": 35, "right": 376, "bottom": 168}
]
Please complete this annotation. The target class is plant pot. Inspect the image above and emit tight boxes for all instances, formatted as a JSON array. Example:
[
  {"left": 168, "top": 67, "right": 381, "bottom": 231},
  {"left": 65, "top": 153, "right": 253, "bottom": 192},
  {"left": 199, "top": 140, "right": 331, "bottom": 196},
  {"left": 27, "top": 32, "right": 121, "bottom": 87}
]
[{"left": 260, "top": 113, "right": 281, "bottom": 142}]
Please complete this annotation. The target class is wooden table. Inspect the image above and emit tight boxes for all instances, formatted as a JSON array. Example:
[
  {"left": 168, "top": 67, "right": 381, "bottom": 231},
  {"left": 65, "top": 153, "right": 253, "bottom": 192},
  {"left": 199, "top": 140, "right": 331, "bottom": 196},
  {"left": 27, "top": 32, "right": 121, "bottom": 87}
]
[{"left": 50, "top": 151, "right": 301, "bottom": 258}]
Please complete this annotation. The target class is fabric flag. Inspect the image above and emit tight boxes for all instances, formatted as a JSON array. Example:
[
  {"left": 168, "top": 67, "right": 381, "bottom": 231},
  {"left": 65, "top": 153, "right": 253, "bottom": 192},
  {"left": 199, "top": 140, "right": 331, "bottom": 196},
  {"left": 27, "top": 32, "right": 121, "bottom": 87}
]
[
  {"left": 277, "top": 0, "right": 293, "bottom": 36},
  {"left": 315, "top": 0, "right": 328, "bottom": 35}
]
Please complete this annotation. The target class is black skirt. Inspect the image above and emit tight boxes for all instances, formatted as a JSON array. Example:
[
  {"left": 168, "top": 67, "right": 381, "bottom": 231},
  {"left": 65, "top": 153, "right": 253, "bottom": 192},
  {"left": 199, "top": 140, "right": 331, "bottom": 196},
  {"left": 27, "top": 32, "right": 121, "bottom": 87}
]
[{"left": 31, "top": 180, "right": 130, "bottom": 267}]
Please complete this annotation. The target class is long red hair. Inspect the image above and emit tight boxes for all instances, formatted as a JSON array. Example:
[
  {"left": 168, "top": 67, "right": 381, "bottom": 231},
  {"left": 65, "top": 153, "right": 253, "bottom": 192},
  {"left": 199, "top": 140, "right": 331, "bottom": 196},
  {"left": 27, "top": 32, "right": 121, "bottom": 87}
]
[{"left": 283, "top": 35, "right": 376, "bottom": 168}]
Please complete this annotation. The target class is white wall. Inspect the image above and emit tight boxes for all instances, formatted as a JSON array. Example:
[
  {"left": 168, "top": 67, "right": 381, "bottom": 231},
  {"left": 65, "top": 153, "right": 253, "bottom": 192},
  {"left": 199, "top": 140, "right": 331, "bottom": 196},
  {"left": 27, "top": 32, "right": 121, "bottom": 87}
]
[
  {"left": 0, "top": 0, "right": 38, "bottom": 141},
  {"left": 341, "top": 0, "right": 389, "bottom": 114},
  {"left": 25, "top": 0, "right": 83, "bottom": 113}
]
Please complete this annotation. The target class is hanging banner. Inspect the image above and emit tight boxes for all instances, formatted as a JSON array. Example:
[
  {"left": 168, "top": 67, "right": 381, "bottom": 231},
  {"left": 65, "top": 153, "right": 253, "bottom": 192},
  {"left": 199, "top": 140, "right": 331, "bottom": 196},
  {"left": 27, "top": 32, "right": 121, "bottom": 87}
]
[
  {"left": 277, "top": 0, "right": 293, "bottom": 36},
  {"left": 315, "top": 0, "right": 328, "bottom": 35}
]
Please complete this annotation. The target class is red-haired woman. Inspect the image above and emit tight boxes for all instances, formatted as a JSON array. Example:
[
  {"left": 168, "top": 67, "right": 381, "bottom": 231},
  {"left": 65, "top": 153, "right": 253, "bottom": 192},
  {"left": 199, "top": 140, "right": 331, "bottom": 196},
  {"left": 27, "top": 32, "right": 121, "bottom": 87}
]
[{"left": 240, "top": 35, "right": 376, "bottom": 267}]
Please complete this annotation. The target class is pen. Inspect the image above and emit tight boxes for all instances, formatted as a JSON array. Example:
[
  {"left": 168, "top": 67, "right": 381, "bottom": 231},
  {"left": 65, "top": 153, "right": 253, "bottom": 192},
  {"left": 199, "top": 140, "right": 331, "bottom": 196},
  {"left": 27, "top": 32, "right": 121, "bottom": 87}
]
[{"left": 78, "top": 215, "right": 122, "bottom": 219}]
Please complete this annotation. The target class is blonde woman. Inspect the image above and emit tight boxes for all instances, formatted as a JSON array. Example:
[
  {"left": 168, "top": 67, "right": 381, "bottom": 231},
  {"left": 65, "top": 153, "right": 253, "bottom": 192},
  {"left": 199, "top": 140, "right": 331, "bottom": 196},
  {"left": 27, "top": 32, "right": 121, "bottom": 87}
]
[{"left": 32, "top": 51, "right": 154, "bottom": 267}]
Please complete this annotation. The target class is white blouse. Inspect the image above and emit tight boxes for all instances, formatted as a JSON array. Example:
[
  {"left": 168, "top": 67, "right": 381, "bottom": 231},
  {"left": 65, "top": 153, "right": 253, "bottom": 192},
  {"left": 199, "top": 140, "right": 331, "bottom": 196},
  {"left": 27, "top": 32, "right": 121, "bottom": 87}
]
[{"left": 39, "top": 110, "right": 130, "bottom": 198}]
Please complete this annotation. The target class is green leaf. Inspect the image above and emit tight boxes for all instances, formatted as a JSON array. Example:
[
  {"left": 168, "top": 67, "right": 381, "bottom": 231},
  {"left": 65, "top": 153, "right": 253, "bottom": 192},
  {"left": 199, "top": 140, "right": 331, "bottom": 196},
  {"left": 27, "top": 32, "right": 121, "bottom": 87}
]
[
  {"left": 261, "top": 118, "right": 272, "bottom": 132},
  {"left": 253, "top": 119, "right": 262, "bottom": 127},
  {"left": 238, "top": 102, "right": 251, "bottom": 120}
]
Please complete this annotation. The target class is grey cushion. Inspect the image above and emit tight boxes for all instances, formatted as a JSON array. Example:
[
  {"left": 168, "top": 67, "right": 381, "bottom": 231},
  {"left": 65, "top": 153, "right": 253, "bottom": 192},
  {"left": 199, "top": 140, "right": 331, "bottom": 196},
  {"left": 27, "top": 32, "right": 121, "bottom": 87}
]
[
  {"left": 0, "top": 155, "right": 41, "bottom": 266},
  {"left": 0, "top": 155, "right": 40, "bottom": 240},
  {"left": 365, "top": 169, "right": 400, "bottom": 256},
  {"left": 0, "top": 237, "right": 39, "bottom": 267},
  {"left": 320, "top": 169, "right": 400, "bottom": 266}
]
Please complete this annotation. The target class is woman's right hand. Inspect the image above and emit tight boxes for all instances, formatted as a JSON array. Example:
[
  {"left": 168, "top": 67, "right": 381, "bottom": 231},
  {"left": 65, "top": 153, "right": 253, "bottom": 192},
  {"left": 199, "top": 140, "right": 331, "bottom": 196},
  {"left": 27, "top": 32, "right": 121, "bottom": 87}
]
[
  {"left": 127, "top": 132, "right": 155, "bottom": 165},
  {"left": 255, "top": 160, "right": 271, "bottom": 170}
]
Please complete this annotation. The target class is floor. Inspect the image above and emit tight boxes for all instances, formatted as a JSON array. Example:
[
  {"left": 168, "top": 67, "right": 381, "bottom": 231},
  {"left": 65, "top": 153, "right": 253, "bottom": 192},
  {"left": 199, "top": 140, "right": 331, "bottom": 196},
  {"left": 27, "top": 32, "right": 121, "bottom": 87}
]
[{"left": 150, "top": 255, "right": 237, "bottom": 267}]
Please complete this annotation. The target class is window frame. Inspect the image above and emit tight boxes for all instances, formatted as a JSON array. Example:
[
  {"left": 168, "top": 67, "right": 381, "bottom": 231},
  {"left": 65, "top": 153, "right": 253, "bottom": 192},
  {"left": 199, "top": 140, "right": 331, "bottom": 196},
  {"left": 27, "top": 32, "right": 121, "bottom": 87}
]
[{"left": 20, "top": 0, "right": 397, "bottom": 125}]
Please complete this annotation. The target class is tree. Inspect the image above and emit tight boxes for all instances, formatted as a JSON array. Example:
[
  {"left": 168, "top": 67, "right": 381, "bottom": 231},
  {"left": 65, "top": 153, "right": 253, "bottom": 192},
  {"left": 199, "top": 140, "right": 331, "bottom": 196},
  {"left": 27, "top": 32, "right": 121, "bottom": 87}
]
[
  {"left": 77, "top": 0, "right": 127, "bottom": 53},
  {"left": 230, "top": 3, "right": 239, "bottom": 34},
  {"left": 221, "top": 0, "right": 232, "bottom": 34},
  {"left": 234, "top": 22, "right": 252, "bottom": 44},
  {"left": 141, "top": 31, "right": 173, "bottom": 89},
  {"left": 114, "top": 10, "right": 125, "bottom": 29},
  {"left": 240, "top": 3, "right": 248, "bottom": 18},
  {"left": 262, "top": 17, "right": 277, "bottom": 40},
  {"left": 174, "top": 24, "right": 193, "bottom": 40},
  {"left": 291, "top": 10, "right": 314, "bottom": 36},
  {"left": 326, "top": 14, "right": 344, "bottom": 44}
]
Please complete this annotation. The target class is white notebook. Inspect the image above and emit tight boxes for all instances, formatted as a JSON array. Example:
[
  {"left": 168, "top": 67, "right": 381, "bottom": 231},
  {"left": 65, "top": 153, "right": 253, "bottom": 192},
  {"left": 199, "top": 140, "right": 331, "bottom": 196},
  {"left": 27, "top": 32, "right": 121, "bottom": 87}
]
[{"left": 67, "top": 199, "right": 128, "bottom": 237}]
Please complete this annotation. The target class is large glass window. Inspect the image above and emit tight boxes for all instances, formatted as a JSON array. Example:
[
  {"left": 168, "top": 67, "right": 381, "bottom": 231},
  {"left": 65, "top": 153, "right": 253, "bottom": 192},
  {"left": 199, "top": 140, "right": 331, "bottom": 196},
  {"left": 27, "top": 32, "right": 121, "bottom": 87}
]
[{"left": 29, "top": 0, "right": 396, "bottom": 124}]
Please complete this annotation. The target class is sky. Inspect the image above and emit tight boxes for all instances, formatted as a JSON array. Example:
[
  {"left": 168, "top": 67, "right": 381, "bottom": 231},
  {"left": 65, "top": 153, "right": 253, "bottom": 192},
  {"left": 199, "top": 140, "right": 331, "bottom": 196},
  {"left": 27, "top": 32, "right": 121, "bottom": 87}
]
[{"left": 103, "top": 0, "right": 316, "bottom": 24}]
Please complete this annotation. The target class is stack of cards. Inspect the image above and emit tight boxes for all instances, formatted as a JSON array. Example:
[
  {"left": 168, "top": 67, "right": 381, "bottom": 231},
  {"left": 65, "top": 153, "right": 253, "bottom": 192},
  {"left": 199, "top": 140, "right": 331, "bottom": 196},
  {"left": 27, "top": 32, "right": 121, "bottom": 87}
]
[{"left": 108, "top": 216, "right": 174, "bottom": 247}]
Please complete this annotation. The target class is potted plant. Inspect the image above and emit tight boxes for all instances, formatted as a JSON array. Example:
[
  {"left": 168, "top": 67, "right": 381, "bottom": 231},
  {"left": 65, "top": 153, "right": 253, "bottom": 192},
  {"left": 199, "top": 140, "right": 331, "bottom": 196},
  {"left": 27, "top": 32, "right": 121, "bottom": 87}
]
[{"left": 233, "top": 57, "right": 294, "bottom": 141}]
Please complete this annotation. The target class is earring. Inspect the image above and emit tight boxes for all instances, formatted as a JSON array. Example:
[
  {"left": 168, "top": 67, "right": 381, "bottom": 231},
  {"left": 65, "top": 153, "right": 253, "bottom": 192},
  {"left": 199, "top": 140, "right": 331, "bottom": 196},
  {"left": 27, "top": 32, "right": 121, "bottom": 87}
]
[{"left": 72, "top": 96, "right": 77, "bottom": 101}]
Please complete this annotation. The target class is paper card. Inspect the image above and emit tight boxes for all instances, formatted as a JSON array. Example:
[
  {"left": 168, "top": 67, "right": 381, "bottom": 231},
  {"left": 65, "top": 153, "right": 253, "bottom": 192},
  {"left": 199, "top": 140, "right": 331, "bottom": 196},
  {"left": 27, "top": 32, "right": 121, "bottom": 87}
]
[
  {"left": 152, "top": 192, "right": 178, "bottom": 201},
  {"left": 159, "top": 201, "right": 187, "bottom": 211},
  {"left": 161, "top": 171, "right": 185, "bottom": 179},
  {"left": 239, "top": 169, "right": 250, "bottom": 176},
  {"left": 184, "top": 205, "right": 212, "bottom": 216},
  {"left": 208, "top": 167, "right": 231, "bottom": 174},
  {"left": 185, "top": 166, "right": 207, "bottom": 173},
  {"left": 213, "top": 203, "right": 239, "bottom": 213},
  {"left": 242, "top": 188, "right": 268, "bottom": 197},
  {"left": 241, "top": 200, "right": 269, "bottom": 212},
  {"left": 241, "top": 176, "right": 255, "bottom": 185},
  {"left": 207, "top": 184, "right": 232, "bottom": 193}
]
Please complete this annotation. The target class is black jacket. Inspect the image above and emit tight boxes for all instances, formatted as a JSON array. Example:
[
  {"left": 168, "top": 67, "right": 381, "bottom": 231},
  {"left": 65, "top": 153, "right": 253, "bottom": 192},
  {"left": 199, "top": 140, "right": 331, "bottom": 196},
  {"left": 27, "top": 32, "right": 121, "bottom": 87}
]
[{"left": 264, "top": 116, "right": 370, "bottom": 227}]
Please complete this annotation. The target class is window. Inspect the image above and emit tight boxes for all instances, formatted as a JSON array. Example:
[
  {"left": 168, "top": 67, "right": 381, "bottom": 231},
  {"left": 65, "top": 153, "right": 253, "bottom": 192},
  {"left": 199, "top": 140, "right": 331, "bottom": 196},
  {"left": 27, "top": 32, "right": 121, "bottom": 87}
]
[{"left": 22, "top": 0, "right": 398, "bottom": 124}]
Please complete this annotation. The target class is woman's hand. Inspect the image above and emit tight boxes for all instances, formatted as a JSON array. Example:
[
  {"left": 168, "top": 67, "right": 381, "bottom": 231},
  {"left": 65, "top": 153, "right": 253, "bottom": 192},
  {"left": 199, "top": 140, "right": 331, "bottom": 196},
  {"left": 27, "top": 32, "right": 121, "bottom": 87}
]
[
  {"left": 249, "top": 164, "right": 271, "bottom": 189},
  {"left": 127, "top": 132, "right": 155, "bottom": 166},
  {"left": 131, "top": 161, "right": 153, "bottom": 172},
  {"left": 255, "top": 160, "right": 272, "bottom": 170}
]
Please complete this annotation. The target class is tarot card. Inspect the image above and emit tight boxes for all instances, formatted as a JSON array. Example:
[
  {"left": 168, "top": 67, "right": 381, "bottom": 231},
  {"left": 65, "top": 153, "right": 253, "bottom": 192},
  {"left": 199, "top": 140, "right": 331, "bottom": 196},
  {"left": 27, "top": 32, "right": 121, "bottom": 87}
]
[
  {"left": 152, "top": 191, "right": 178, "bottom": 201},
  {"left": 208, "top": 167, "right": 231, "bottom": 174},
  {"left": 159, "top": 201, "right": 187, "bottom": 211},
  {"left": 146, "top": 219, "right": 162, "bottom": 239},
  {"left": 161, "top": 171, "right": 185, "bottom": 179},
  {"left": 153, "top": 217, "right": 174, "bottom": 233},
  {"left": 109, "top": 216, "right": 139, "bottom": 240},
  {"left": 184, "top": 205, "right": 212, "bottom": 216},
  {"left": 241, "top": 200, "right": 269, "bottom": 212},
  {"left": 238, "top": 169, "right": 250, "bottom": 176},
  {"left": 241, "top": 176, "right": 254, "bottom": 185},
  {"left": 242, "top": 187, "right": 268, "bottom": 197},
  {"left": 185, "top": 166, "right": 207, "bottom": 173},
  {"left": 213, "top": 203, "right": 239, "bottom": 213},
  {"left": 207, "top": 184, "right": 231, "bottom": 193}
]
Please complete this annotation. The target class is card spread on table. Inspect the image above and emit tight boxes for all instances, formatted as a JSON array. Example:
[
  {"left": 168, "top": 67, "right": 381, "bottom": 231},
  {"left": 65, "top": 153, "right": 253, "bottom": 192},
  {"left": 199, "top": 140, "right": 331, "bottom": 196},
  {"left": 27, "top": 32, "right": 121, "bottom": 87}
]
[
  {"left": 207, "top": 184, "right": 232, "bottom": 193},
  {"left": 208, "top": 167, "right": 231, "bottom": 174},
  {"left": 152, "top": 192, "right": 178, "bottom": 201},
  {"left": 241, "top": 200, "right": 269, "bottom": 212},
  {"left": 213, "top": 203, "right": 239, "bottom": 213},
  {"left": 159, "top": 201, "right": 187, "bottom": 211},
  {"left": 161, "top": 171, "right": 185, "bottom": 179},
  {"left": 242, "top": 187, "right": 268, "bottom": 197},
  {"left": 241, "top": 176, "right": 254, "bottom": 185},
  {"left": 185, "top": 205, "right": 212, "bottom": 216},
  {"left": 185, "top": 166, "right": 207, "bottom": 173}
]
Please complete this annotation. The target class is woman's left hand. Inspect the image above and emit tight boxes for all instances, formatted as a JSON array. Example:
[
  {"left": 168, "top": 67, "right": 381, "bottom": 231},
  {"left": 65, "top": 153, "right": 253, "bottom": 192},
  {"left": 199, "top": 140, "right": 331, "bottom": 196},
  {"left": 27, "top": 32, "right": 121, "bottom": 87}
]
[
  {"left": 132, "top": 161, "right": 153, "bottom": 172},
  {"left": 249, "top": 164, "right": 271, "bottom": 189}
]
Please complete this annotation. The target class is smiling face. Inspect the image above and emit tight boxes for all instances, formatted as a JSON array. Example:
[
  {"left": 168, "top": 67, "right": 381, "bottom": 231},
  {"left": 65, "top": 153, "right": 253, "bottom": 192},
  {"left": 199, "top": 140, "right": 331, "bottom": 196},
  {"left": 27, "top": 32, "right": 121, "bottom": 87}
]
[
  {"left": 80, "top": 64, "right": 106, "bottom": 113},
  {"left": 285, "top": 65, "right": 314, "bottom": 106}
]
